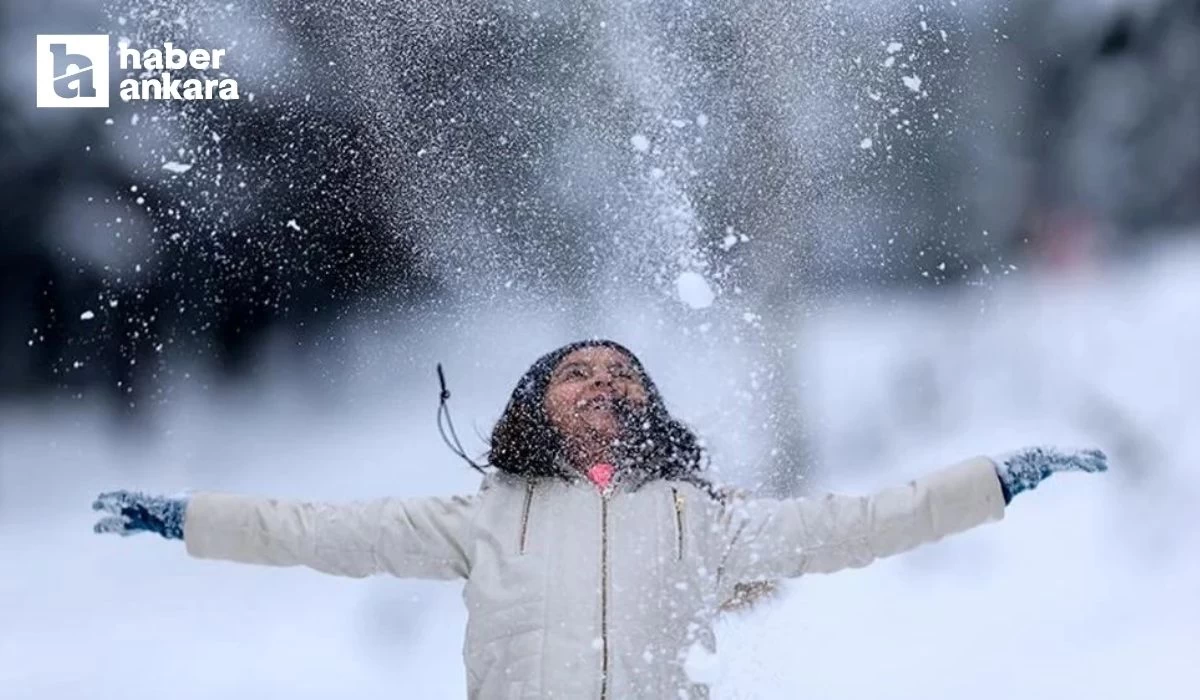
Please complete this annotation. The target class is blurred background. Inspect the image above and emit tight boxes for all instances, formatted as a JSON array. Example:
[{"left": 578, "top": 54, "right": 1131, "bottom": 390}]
[{"left": 2, "top": 0, "right": 1198, "bottom": 697}]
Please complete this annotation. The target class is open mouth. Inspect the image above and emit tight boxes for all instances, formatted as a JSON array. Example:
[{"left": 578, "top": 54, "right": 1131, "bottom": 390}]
[{"left": 577, "top": 394, "right": 618, "bottom": 411}]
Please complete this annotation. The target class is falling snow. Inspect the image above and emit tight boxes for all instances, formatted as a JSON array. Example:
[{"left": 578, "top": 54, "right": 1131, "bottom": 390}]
[
  {"left": 5, "top": 0, "right": 1197, "bottom": 697},
  {"left": 675, "top": 271, "right": 716, "bottom": 309}
]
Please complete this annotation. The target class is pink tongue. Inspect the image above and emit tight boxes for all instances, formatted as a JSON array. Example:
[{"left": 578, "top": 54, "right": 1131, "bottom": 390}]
[{"left": 587, "top": 463, "right": 615, "bottom": 489}]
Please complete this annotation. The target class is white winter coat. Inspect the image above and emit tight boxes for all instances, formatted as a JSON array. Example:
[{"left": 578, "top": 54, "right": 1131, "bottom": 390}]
[{"left": 183, "top": 457, "right": 1006, "bottom": 699}]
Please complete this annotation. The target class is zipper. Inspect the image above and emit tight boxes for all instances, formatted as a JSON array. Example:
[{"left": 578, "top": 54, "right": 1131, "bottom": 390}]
[
  {"left": 599, "top": 491, "right": 610, "bottom": 700},
  {"left": 671, "top": 487, "right": 686, "bottom": 561},
  {"left": 518, "top": 481, "right": 535, "bottom": 554}
]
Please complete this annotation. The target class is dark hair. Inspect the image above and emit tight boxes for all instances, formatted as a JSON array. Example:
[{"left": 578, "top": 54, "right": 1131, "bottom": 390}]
[{"left": 487, "top": 339, "right": 718, "bottom": 496}]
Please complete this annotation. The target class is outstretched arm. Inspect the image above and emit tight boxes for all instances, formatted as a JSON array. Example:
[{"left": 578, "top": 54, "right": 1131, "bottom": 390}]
[
  {"left": 93, "top": 490, "right": 478, "bottom": 580},
  {"left": 718, "top": 447, "right": 1106, "bottom": 584}
]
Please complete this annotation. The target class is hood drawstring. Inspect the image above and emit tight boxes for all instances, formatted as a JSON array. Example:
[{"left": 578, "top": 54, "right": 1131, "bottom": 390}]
[{"left": 437, "top": 363, "right": 487, "bottom": 474}]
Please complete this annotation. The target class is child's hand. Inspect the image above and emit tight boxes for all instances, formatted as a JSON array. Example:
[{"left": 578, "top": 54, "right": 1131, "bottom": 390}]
[
  {"left": 992, "top": 446, "right": 1108, "bottom": 503},
  {"left": 93, "top": 490, "right": 187, "bottom": 540}
]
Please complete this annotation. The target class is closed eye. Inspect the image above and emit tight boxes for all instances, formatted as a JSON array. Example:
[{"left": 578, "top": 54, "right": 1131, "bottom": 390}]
[
  {"left": 609, "top": 365, "right": 637, "bottom": 379},
  {"left": 555, "top": 363, "right": 590, "bottom": 380}
]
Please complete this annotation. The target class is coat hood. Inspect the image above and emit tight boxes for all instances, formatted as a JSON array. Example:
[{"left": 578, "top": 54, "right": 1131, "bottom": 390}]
[{"left": 488, "top": 339, "right": 714, "bottom": 495}]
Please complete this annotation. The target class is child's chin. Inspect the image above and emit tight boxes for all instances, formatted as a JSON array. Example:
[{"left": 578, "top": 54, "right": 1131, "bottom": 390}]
[{"left": 582, "top": 417, "right": 621, "bottom": 437}]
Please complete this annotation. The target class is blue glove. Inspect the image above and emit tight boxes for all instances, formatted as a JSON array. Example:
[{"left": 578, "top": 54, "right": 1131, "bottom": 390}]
[
  {"left": 991, "top": 446, "right": 1108, "bottom": 504},
  {"left": 92, "top": 490, "right": 188, "bottom": 540}
]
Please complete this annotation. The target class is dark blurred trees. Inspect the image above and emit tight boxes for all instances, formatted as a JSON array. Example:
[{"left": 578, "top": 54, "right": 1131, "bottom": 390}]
[
  {"left": 978, "top": 0, "right": 1200, "bottom": 259},
  {"left": 3, "top": 0, "right": 1199, "bottom": 440}
]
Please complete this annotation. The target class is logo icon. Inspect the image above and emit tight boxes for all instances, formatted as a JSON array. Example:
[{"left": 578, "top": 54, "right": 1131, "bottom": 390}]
[{"left": 36, "top": 34, "right": 110, "bottom": 108}]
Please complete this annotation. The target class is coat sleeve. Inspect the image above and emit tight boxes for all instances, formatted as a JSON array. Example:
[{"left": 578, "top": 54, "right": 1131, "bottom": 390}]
[
  {"left": 183, "top": 492, "right": 477, "bottom": 579},
  {"left": 717, "top": 457, "right": 1006, "bottom": 583}
]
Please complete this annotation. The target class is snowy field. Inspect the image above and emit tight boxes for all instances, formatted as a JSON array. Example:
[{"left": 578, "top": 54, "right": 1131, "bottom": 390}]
[{"left": 2, "top": 243, "right": 1197, "bottom": 699}]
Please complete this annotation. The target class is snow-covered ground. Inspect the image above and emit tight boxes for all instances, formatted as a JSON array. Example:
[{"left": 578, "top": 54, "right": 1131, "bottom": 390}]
[{"left": 2, "top": 243, "right": 1197, "bottom": 699}]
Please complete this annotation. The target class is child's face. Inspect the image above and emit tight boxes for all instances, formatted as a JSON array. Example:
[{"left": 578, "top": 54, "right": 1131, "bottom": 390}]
[{"left": 543, "top": 346, "right": 649, "bottom": 447}]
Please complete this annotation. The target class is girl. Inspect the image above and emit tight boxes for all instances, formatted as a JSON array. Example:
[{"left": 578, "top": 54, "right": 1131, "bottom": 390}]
[{"left": 93, "top": 339, "right": 1107, "bottom": 699}]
